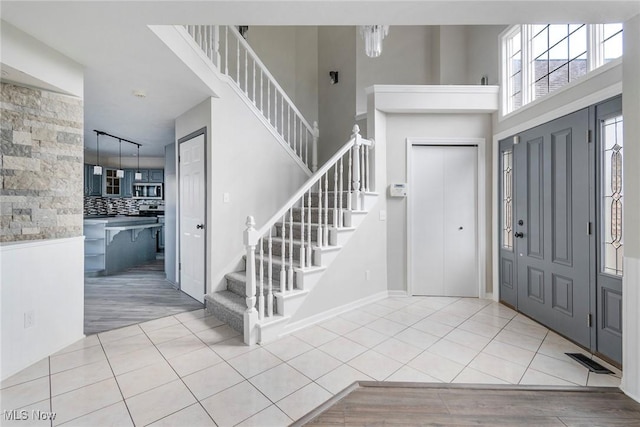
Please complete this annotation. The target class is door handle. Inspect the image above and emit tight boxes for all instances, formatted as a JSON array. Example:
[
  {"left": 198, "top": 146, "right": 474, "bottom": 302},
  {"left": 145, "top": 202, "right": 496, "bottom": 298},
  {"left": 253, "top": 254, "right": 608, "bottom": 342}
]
[
  {"left": 514, "top": 232, "right": 524, "bottom": 238},
  {"left": 196, "top": 224, "right": 205, "bottom": 230}
]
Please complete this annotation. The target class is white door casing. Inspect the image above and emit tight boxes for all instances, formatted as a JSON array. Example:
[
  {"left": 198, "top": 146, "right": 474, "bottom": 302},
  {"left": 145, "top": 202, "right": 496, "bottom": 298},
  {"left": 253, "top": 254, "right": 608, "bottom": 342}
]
[
  {"left": 407, "top": 138, "right": 486, "bottom": 297},
  {"left": 179, "top": 133, "right": 206, "bottom": 303}
]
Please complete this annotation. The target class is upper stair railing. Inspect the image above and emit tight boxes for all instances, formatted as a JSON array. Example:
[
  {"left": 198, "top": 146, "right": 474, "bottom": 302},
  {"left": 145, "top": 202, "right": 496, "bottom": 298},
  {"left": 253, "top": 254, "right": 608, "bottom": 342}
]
[
  {"left": 185, "top": 25, "right": 319, "bottom": 172},
  {"left": 242, "top": 125, "right": 374, "bottom": 344}
]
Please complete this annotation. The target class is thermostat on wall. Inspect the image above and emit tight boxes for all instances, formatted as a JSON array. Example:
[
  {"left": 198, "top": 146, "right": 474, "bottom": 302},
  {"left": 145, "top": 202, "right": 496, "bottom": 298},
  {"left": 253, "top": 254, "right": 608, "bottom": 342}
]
[{"left": 389, "top": 183, "right": 407, "bottom": 197}]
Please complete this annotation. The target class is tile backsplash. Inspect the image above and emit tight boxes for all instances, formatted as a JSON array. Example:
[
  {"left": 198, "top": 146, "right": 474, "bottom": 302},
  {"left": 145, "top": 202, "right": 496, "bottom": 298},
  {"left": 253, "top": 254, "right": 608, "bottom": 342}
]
[{"left": 84, "top": 196, "right": 164, "bottom": 216}]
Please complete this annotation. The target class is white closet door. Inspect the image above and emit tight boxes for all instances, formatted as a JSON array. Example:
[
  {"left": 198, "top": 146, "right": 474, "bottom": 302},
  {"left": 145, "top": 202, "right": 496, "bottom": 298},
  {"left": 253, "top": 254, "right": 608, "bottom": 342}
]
[{"left": 411, "top": 145, "right": 477, "bottom": 297}]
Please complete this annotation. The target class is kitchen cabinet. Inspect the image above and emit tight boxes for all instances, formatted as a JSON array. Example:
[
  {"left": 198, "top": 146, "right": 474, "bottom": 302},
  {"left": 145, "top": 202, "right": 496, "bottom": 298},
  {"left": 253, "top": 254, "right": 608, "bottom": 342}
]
[
  {"left": 84, "top": 164, "right": 102, "bottom": 196},
  {"left": 134, "top": 169, "right": 164, "bottom": 183},
  {"left": 103, "top": 168, "right": 122, "bottom": 196},
  {"left": 122, "top": 170, "right": 135, "bottom": 198}
]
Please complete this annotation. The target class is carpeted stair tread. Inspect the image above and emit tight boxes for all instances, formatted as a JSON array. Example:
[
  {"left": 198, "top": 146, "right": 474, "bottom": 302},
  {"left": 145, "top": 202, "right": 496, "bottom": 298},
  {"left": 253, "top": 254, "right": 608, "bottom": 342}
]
[{"left": 206, "top": 290, "right": 245, "bottom": 333}]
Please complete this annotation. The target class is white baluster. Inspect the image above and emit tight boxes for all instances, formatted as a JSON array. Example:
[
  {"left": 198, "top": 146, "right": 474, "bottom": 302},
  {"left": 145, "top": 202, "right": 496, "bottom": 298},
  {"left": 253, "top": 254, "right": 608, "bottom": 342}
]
[
  {"left": 288, "top": 107, "right": 291, "bottom": 151},
  {"left": 236, "top": 36, "right": 240, "bottom": 84},
  {"left": 267, "top": 229, "right": 273, "bottom": 317},
  {"left": 360, "top": 139, "right": 365, "bottom": 196},
  {"left": 252, "top": 59, "right": 256, "bottom": 104},
  {"left": 244, "top": 49, "right": 248, "bottom": 94},
  {"left": 280, "top": 214, "right": 286, "bottom": 290},
  {"left": 281, "top": 92, "right": 284, "bottom": 137},
  {"left": 317, "top": 179, "right": 323, "bottom": 247},
  {"left": 224, "top": 26, "right": 229, "bottom": 76},
  {"left": 258, "top": 237, "right": 264, "bottom": 320},
  {"left": 353, "top": 142, "right": 361, "bottom": 212},
  {"left": 243, "top": 216, "right": 258, "bottom": 345},
  {"left": 347, "top": 148, "right": 353, "bottom": 212},
  {"left": 339, "top": 157, "right": 344, "bottom": 227},
  {"left": 288, "top": 208, "right": 294, "bottom": 291},
  {"left": 312, "top": 122, "right": 319, "bottom": 172},
  {"left": 293, "top": 116, "right": 297, "bottom": 155},
  {"left": 260, "top": 70, "right": 264, "bottom": 113},
  {"left": 300, "top": 196, "right": 306, "bottom": 268},
  {"left": 307, "top": 190, "right": 312, "bottom": 267},
  {"left": 333, "top": 164, "right": 338, "bottom": 229},
  {"left": 365, "top": 145, "right": 370, "bottom": 192},
  {"left": 267, "top": 81, "right": 271, "bottom": 122},
  {"left": 324, "top": 172, "right": 329, "bottom": 246},
  {"left": 304, "top": 128, "right": 309, "bottom": 168},
  {"left": 213, "top": 26, "right": 221, "bottom": 70}
]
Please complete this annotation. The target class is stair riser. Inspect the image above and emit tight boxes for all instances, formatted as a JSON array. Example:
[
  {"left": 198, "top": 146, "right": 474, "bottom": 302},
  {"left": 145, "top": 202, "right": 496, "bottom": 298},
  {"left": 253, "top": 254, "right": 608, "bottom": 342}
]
[
  {"left": 226, "top": 275, "right": 282, "bottom": 298},
  {"left": 260, "top": 240, "right": 305, "bottom": 261},
  {"left": 305, "top": 193, "right": 350, "bottom": 208},
  {"left": 274, "top": 224, "right": 320, "bottom": 242},
  {"left": 244, "top": 256, "right": 302, "bottom": 286},
  {"left": 292, "top": 209, "right": 337, "bottom": 225},
  {"left": 205, "top": 302, "right": 243, "bottom": 333}
]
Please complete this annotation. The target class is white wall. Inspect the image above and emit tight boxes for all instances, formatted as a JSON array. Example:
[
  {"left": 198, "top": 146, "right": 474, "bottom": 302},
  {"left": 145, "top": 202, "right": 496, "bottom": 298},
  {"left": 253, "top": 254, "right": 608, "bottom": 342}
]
[
  {"left": 0, "top": 21, "right": 83, "bottom": 97},
  {"left": 384, "top": 113, "right": 494, "bottom": 293},
  {"left": 83, "top": 152, "right": 165, "bottom": 169},
  {"left": 621, "top": 13, "right": 640, "bottom": 403},
  {"left": 1, "top": 238, "right": 85, "bottom": 380},
  {"left": 356, "top": 26, "right": 435, "bottom": 114},
  {"left": 247, "top": 26, "right": 319, "bottom": 124}
]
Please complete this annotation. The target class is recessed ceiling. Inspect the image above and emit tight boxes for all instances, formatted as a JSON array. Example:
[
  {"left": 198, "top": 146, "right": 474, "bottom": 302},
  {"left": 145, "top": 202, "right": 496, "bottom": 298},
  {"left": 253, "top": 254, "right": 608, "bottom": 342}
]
[{"left": 2, "top": 1, "right": 638, "bottom": 157}]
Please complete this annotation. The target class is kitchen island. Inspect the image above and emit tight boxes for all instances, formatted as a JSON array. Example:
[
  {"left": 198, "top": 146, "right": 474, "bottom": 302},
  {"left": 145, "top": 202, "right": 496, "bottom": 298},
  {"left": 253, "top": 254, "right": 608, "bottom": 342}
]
[{"left": 84, "top": 216, "right": 162, "bottom": 276}]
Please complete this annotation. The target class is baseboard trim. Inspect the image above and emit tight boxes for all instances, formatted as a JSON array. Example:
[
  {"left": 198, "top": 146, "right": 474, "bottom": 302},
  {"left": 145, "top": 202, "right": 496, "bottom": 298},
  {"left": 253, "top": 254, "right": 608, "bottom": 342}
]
[
  {"left": 388, "top": 290, "right": 408, "bottom": 297},
  {"left": 281, "top": 290, "right": 390, "bottom": 336}
]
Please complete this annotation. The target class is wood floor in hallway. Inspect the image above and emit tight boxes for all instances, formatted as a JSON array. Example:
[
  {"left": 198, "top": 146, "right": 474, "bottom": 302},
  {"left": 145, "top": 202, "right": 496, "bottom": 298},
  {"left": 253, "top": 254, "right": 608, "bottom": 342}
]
[
  {"left": 300, "top": 382, "right": 640, "bottom": 426},
  {"left": 302, "top": 382, "right": 640, "bottom": 427},
  {"left": 84, "top": 260, "right": 203, "bottom": 335}
]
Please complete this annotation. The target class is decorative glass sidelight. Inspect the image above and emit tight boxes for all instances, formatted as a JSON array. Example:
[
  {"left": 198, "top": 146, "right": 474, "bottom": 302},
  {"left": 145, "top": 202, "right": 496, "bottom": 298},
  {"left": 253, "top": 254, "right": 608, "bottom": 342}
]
[
  {"left": 502, "top": 149, "right": 514, "bottom": 250},
  {"left": 601, "top": 115, "right": 624, "bottom": 276}
]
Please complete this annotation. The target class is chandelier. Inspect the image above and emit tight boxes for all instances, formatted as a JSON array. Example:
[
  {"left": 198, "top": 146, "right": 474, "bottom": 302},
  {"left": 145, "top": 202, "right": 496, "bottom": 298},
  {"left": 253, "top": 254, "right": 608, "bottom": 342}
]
[{"left": 360, "top": 25, "right": 389, "bottom": 58}]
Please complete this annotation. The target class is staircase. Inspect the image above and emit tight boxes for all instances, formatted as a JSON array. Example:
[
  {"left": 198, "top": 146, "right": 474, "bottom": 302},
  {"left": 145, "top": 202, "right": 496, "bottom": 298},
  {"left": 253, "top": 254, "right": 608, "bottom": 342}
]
[
  {"left": 206, "top": 126, "right": 376, "bottom": 344},
  {"left": 182, "top": 24, "right": 377, "bottom": 344}
]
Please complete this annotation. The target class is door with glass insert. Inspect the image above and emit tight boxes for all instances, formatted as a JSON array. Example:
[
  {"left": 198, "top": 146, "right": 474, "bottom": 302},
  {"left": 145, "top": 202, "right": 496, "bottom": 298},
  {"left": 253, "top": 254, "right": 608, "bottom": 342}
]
[{"left": 596, "top": 97, "right": 623, "bottom": 364}]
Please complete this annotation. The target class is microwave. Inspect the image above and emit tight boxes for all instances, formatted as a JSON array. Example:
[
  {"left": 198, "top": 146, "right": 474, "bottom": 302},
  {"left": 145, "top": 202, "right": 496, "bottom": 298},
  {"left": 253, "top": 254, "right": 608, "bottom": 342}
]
[{"left": 133, "top": 183, "right": 163, "bottom": 199}]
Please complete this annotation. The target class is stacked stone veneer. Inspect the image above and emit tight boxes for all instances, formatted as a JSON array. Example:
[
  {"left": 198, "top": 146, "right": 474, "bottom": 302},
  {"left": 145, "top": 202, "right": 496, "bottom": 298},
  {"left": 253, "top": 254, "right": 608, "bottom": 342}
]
[{"left": 1, "top": 83, "right": 84, "bottom": 243}]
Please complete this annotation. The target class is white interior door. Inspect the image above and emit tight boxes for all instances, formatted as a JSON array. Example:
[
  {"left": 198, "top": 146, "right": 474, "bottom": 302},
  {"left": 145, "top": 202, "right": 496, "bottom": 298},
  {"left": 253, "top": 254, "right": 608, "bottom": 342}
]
[
  {"left": 179, "top": 134, "right": 206, "bottom": 303},
  {"left": 411, "top": 145, "right": 477, "bottom": 297}
]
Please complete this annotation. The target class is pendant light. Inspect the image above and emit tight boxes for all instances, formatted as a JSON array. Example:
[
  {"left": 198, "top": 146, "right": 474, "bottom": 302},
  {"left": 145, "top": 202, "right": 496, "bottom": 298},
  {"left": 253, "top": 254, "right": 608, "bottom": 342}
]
[
  {"left": 116, "top": 139, "right": 125, "bottom": 178},
  {"left": 93, "top": 132, "right": 103, "bottom": 175},
  {"left": 135, "top": 145, "right": 142, "bottom": 180},
  {"left": 360, "top": 25, "right": 389, "bottom": 58}
]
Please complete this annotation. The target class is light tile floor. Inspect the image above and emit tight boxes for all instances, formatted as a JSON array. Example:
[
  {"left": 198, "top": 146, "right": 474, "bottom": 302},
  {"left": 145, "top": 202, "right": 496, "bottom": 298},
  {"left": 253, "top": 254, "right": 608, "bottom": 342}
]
[{"left": 1, "top": 297, "right": 623, "bottom": 426}]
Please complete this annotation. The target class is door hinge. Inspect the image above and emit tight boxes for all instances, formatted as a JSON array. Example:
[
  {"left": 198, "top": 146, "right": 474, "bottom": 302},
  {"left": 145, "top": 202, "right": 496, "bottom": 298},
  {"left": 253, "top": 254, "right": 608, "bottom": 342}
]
[
  {"left": 588, "top": 313, "right": 593, "bottom": 327},
  {"left": 587, "top": 130, "right": 593, "bottom": 143},
  {"left": 587, "top": 222, "right": 592, "bottom": 235}
]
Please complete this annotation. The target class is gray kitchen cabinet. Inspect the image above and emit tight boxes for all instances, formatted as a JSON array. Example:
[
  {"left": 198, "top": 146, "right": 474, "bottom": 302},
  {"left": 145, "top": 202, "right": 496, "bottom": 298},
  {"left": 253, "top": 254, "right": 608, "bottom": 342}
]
[
  {"left": 84, "top": 164, "right": 102, "bottom": 196},
  {"left": 149, "top": 169, "right": 164, "bottom": 183},
  {"left": 103, "top": 168, "right": 122, "bottom": 197},
  {"left": 122, "top": 170, "right": 135, "bottom": 198}
]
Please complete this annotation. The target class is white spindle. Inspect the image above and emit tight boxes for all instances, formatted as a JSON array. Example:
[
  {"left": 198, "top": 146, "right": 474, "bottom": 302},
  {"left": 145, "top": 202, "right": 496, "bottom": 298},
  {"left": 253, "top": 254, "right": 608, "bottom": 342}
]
[
  {"left": 258, "top": 237, "right": 264, "bottom": 320},
  {"left": 347, "top": 148, "right": 353, "bottom": 212},
  {"left": 317, "top": 179, "right": 323, "bottom": 247},
  {"left": 339, "top": 157, "right": 344, "bottom": 227},
  {"left": 333, "top": 165, "right": 338, "bottom": 228},
  {"left": 304, "top": 128, "right": 308, "bottom": 167},
  {"left": 365, "top": 146, "right": 370, "bottom": 192},
  {"left": 214, "top": 26, "right": 221, "bottom": 69},
  {"left": 353, "top": 143, "right": 361, "bottom": 211},
  {"left": 236, "top": 36, "right": 240, "bottom": 83},
  {"left": 307, "top": 190, "right": 312, "bottom": 267},
  {"left": 225, "top": 26, "right": 229, "bottom": 75},
  {"left": 267, "top": 81, "right": 271, "bottom": 122},
  {"left": 267, "top": 229, "right": 273, "bottom": 317},
  {"left": 300, "top": 197, "right": 306, "bottom": 267},
  {"left": 312, "top": 121, "right": 319, "bottom": 172},
  {"left": 252, "top": 59, "right": 256, "bottom": 104},
  {"left": 280, "top": 214, "right": 286, "bottom": 289},
  {"left": 288, "top": 107, "right": 291, "bottom": 150},
  {"left": 260, "top": 71, "right": 264, "bottom": 112},
  {"left": 323, "top": 172, "right": 329, "bottom": 246},
  {"left": 244, "top": 49, "right": 248, "bottom": 94},
  {"left": 288, "top": 208, "right": 294, "bottom": 291},
  {"left": 360, "top": 140, "right": 365, "bottom": 193},
  {"left": 281, "top": 92, "right": 284, "bottom": 137}
]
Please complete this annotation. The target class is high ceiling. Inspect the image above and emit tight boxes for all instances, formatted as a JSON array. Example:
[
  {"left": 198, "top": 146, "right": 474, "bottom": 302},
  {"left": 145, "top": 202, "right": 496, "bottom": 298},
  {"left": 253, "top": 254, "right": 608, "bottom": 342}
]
[{"left": 2, "top": 1, "right": 639, "bottom": 157}]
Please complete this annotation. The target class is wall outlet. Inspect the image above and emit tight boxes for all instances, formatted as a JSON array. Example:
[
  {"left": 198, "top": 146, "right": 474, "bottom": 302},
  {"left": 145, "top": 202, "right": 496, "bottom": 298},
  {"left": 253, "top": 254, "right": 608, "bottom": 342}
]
[
  {"left": 223, "top": 192, "right": 230, "bottom": 203},
  {"left": 365, "top": 270, "right": 370, "bottom": 281},
  {"left": 24, "top": 310, "right": 35, "bottom": 329},
  {"left": 379, "top": 210, "right": 387, "bottom": 221}
]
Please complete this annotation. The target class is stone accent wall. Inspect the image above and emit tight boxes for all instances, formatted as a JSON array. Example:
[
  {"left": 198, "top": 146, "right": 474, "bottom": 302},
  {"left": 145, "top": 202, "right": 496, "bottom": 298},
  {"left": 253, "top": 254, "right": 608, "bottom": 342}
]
[{"left": 1, "top": 83, "right": 83, "bottom": 242}]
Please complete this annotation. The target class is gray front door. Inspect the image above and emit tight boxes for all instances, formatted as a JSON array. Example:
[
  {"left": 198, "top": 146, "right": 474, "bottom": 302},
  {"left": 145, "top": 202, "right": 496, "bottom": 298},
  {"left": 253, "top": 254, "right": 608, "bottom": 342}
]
[{"left": 507, "top": 109, "right": 592, "bottom": 348}]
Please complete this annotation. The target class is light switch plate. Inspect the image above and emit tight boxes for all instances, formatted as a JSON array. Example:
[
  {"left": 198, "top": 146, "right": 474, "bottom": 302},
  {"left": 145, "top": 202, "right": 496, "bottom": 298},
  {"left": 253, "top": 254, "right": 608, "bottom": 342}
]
[{"left": 223, "top": 192, "right": 230, "bottom": 203}]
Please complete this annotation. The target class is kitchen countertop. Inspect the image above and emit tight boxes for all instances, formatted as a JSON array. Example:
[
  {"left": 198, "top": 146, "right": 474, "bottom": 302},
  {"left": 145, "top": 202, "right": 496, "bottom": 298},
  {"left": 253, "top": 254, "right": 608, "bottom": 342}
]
[{"left": 84, "top": 216, "right": 158, "bottom": 225}]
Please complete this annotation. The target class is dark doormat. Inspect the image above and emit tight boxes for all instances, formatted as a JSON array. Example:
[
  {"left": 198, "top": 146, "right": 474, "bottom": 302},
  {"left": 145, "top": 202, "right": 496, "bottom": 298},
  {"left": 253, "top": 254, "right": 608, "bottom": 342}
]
[{"left": 566, "top": 353, "right": 613, "bottom": 374}]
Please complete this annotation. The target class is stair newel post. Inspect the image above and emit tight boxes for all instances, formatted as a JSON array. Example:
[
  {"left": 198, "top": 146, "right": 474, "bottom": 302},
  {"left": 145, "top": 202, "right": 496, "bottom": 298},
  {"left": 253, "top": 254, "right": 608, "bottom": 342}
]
[
  {"left": 312, "top": 121, "right": 319, "bottom": 172},
  {"left": 307, "top": 189, "right": 312, "bottom": 267},
  {"left": 258, "top": 237, "right": 264, "bottom": 320},
  {"left": 333, "top": 164, "right": 339, "bottom": 229},
  {"left": 280, "top": 214, "right": 286, "bottom": 290},
  {"left": 267, "top": 229, "right": 273, "bottom": 317},
  {"left": 338, "top": 157, "right": 344, "bottom": 228},
  {"left": 352, "top": 125, "right": 362, "bottom": 211},
  {"left": 323, "top": 172, "right": 329, "bottom": 246},
  {"left": 300, "top": 196, "right": 306, "bottom": 268},
  {"left": 243, "top": 216, "right": 259, "bottom": 345},
  {"left": 317, "top": 178, "right": 323, "bottom": 248}
]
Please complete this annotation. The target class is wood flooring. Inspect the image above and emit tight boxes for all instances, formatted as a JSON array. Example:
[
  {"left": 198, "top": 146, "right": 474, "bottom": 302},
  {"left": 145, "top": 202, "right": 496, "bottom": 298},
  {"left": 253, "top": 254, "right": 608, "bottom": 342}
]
[
  {"left": 300, "top": 382, "right": 640, "bottom": 426},
  {"left": 84, "top": 260, "right": 203, "bottom": 335}
]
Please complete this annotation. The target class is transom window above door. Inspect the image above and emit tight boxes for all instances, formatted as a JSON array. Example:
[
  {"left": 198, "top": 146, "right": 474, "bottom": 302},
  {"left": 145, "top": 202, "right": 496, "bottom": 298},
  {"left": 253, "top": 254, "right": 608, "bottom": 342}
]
[{"left": 501, "top": 24, "right": 623, "bottom": 115}]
